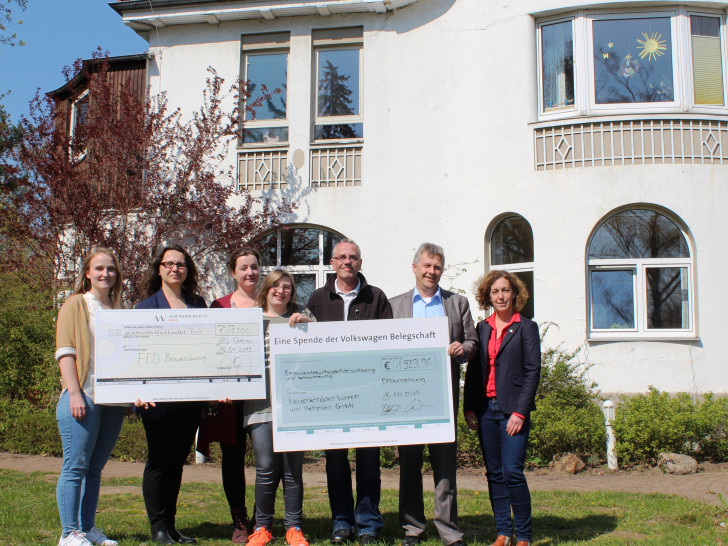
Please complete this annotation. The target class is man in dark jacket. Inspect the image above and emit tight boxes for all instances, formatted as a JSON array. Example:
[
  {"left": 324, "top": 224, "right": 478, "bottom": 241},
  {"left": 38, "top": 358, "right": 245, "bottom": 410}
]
[{"left": 306, "top": 239, "right": 393, "bottom": 545}]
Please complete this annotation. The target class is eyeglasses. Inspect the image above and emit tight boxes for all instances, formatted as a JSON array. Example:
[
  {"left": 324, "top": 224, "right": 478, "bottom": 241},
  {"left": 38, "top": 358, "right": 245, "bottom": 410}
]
[{"left": 161, "top": 261, "right": 187, "bottom": 270}]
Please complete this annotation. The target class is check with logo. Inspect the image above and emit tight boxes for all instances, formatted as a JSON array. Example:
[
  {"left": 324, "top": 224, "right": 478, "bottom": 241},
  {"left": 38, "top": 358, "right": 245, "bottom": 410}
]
[
  {"left": 93, "top": 308, "right": 265, "bottom": 403},
  {"left": 269, "top": 317, "right": 453, "bottom": 451}
]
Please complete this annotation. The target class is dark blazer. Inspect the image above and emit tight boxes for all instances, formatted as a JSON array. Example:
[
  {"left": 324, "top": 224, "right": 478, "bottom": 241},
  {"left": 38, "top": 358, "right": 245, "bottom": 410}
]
[
  {"left": 463, "top": 316, "right": 541, "bottom": 418},
  {"left": 136, "top": 288, "right": 207, "bottom": 310},
  {"left": 135, "top": 288, "right": 207, "bottom": 418},
  {"left": 390, "top": 287, "right": 478, "bottom": 413}
]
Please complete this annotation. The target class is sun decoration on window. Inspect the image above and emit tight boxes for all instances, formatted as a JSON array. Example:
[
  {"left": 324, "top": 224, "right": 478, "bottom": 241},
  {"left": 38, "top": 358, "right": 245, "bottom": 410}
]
[{"left": 636, "top": 32, "right": 667, "bottom": 61}]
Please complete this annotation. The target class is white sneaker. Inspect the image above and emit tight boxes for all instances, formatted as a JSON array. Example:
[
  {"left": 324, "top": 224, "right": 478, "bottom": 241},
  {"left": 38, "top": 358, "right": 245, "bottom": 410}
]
[
  {"left": 58, "top": 530, "right": 92, "bottom": 546},
  {"left": 84, "top": 528, "right": 118, "bottom": 546}
]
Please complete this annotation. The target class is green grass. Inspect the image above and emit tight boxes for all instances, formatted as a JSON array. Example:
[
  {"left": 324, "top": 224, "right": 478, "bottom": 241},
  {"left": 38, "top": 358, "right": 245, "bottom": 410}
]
[{"left": 0, "top": 469, "right": 724, "bottom": 545}]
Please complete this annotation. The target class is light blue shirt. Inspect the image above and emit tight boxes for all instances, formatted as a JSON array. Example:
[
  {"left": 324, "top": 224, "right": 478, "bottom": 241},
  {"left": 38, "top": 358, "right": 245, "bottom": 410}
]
[{"left": 412, "top": 286, "right": 446, "bottom": 318}]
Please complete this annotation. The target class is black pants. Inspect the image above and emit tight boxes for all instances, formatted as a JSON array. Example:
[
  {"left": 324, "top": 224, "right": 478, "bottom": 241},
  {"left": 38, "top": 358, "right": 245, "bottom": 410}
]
[
  {"left": 141, "top": 403, "right": 203, "bottom": 534},
  {"left": 220, "top": 402, "right": 247, "bottom": 511}
]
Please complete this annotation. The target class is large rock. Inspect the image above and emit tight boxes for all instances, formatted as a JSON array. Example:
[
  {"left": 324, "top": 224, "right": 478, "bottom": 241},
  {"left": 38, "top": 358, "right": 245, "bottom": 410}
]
[
  {"left": 658, "top": 452, "right": 698, "bottom": 475},
  {"left": 551, "top": 452, "right": 586, "bottom": 474}
]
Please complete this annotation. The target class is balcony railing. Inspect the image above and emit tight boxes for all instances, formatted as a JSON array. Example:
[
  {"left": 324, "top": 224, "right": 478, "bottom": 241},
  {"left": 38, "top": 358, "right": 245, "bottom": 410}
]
[
  {"left": 310, "top": 144, "right": 362, "bottom": 187},
  {"left": 534, "top": 117, "right": 728, "bottom": 170},
  {"left": 237, "top": 148, "right": 287, "bottom": 191}
]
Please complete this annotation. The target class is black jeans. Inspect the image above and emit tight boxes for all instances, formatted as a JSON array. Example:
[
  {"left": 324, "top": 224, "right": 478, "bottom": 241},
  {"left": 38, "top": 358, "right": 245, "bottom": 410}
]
[{"left": 141, "top": 403, "right": 203, "bottom": 534}]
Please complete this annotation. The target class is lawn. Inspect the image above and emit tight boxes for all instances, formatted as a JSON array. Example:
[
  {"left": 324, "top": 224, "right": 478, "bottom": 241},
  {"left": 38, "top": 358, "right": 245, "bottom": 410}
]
[{"left": 0, "top": 469, "right": 723, "bottom": 545}]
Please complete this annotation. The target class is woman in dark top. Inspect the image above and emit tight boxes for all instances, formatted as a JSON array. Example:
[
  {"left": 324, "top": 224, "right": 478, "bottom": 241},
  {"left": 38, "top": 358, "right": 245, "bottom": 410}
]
[
  {"left": 197, "top": 247, "right": 261, "bottom": 543},
  {"left": 463, "top": 270, "right": 541, "bottom": 546},
  {"left": 136, "top": 244, "right": 206, "bottom": 545}
]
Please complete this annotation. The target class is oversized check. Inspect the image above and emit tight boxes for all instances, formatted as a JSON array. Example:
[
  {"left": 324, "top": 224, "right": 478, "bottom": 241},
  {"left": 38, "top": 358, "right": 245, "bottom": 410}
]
[
  {"left": 269, "top": 317, "right": 453, "bottom": 451},
  {"left": 94, "top": 308, "right": 265, "bottom": 403}
]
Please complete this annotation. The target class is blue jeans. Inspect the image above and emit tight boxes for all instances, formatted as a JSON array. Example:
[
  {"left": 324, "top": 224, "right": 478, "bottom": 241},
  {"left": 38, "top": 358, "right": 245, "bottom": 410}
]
[
  {"left": 249, "top": 421, "right": 304, "bottom": 530},
  {"left": 478, "top": 398, "right": 532, "bottom": 542},
  {"left": 56, "top": 390, "right": 125, "bottom": 536},
  {"left": 325, "top": 447, "right": 382, "bottom": 537}
]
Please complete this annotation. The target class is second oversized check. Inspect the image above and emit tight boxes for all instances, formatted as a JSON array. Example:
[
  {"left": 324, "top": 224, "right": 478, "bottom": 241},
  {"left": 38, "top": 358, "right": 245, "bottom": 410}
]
[{"left": 269, "top": 317, "right": 453, "bottom": 451}]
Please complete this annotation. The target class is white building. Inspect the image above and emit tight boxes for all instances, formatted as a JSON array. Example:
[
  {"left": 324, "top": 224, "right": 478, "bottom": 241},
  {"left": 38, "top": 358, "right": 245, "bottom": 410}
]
[{"left": 111, "top": 0, "right": 728, "bottom": 394}]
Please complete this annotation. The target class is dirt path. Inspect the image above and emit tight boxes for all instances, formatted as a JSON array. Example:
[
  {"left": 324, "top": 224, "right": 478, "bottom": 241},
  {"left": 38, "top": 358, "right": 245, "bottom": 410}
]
[{"left": 3, "top": 452, "right": 727, "bottom": 507}]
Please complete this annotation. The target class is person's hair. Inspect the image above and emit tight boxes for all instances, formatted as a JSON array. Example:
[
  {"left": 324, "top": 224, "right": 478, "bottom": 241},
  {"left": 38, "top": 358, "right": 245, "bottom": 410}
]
[
  {"left": 412, "top": 242, "right": 445, "bottom": 266},
  {"left": 255, "top": 269, "right": 298, "bottom": 314},
  {"left": 474, "top": 270, "right": 529, "bottom": 312},
  {"left": 332, "top": 238, "right": 361, "bottom": 259},
  {"left": 144, "top": 244, "right": 200, "bottom": 298},
  {"left": 74, "top": 247, "right": 124, "bottom": 308},
  {"left": 228, "top": 247, "right": 261, "bottom": 272}
]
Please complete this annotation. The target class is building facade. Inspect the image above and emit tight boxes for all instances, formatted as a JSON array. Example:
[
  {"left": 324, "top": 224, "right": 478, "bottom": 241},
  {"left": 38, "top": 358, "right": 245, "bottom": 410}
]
[{"left": 111, "top": 0, "right": 728, "bottom": 394}]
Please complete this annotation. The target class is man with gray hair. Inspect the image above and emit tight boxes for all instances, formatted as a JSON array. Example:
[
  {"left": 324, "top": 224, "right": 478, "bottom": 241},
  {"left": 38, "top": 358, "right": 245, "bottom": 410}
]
[
  {"left": 389, "top": 243, "right": 477, "bottom": 546},
  {"left": 307, "top": 239, "right": 393, "bottom": 546}
]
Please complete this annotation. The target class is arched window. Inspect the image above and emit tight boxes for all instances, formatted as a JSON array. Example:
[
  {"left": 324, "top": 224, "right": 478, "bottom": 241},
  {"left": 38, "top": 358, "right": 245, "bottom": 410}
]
[
  {"left": 489, "top": 214, "right": 535, "bottom": 319},
  {"left": 256, "top": 225, "right": 344, "bottom": 304},
  {"left": 587, "top": 207, "right": 694, "bottom": 338}
]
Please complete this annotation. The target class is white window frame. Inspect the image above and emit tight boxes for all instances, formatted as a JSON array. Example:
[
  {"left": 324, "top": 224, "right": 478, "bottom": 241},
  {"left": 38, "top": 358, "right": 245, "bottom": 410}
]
[
  {"left": 684, "top": 10, "right": 728, "bottom": 112},
  {"left": 537, "top": 8, "right": 728, "bottom": 120},
  {"left": 586, "top": 10, "right": 681, "bottom": 114},
  {"left": 487, "top": 213, "right": 536, "bottom": 319},
  {"left": 69, "top": 90, "right": 89, "bottom": 161},
  {"left": 241, "top": 33, "right": 290, "bottom": 148},
  {"left": 312, "top": 28, "right": 364, "bottom": 144},
  {"left": 586, "top": 212, "right": 696, "bottom": 341}
]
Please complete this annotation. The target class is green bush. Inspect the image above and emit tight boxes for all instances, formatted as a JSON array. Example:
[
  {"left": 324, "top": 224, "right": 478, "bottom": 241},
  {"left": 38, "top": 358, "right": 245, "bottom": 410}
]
[
  {"left": 529, "top": 394, "right": 605, "bottom": 465},
  {"left": 110, "top": 415, "right": 148, "bottom": 461},
  {"left": 0, "top": 405, "right": 61, "bottom": 456},
  {"left": 694, "top": 394, "right": 728, "bottom": 461},
  {"left": 528, "top": 337, "right": 605, "bottom": 465},
  {"left": 612, "top": 387, "right": 698, "bottom": 464},
  {"left": 0, "top": 273, "right": 60, "bottom": 409},
  {"left": 457, "top": 406, "right": 484, "bottom": 467}
]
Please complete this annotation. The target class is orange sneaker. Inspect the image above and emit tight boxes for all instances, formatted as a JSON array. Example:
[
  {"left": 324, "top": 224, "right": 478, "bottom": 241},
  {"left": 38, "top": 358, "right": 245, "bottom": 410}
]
[
  {"left": 248, "top": 527, "right": 273, "bottom": 546},
  {"left": 285, "top": 527, "right": 309, "bottom": 546}
]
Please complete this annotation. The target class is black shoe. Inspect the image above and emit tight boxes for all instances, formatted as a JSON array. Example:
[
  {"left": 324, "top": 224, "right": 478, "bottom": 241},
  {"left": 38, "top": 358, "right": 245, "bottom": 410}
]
[
  {"left": 151, "top": 530, "right": 176, "bottom": 544},
  {"left": 402, "top": 537, "right": 421, "bottom": 546},
  {"left": 331, "top": 528, "right": 354, "bottom": 544},
  {"left": 448, "top": 542, "right": 464, "bottom": 546},
  {"left": 359, "top": 534, "right": 379, "bottom": 545},
  {"left": 169, "top": 528, "right": 197, "bottom": 544}
]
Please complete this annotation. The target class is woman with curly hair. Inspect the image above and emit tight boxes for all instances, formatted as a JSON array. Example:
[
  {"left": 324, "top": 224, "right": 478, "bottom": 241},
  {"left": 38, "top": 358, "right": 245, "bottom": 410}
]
[{"left": 463, "top": 270, "right": 541, "bottom": 546}]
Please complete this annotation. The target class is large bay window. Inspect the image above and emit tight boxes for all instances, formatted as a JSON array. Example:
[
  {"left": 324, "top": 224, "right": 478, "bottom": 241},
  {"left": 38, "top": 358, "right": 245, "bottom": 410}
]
[
  {"left": 587, "top": 207, "right": 695, "bottom": 339},
  {"left": 241, "top": 32, "right": 289, "bottom": 145},
  {"left": 313, "top": 27, "right": 363, "bottom": 142},
  {"left": 538, "top": 9, "right": 728, "bottom": 117}
]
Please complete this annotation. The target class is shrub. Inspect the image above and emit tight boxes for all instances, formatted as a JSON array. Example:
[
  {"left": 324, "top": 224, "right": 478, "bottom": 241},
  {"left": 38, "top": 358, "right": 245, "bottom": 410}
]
[
  {"left": 0, "top": 273, "right": 60, "bottom": 409},
  {"left": 529, "top": 394, "right": 605, "bottom": 465},
  {"left": 695, "top": 394, "right": 728, "bottom": 461},
  {"left": 528, "top": 335, "right": 604, "bottom": 465},
  {"left": 0, "top": 405, "right": 61, "bottom": 456},
  {"left": 612, "top": 387, "right": 698, "bottom": 464},
  {"left": 110, "top": 415, "right": 148, "bottom": 461},
  {"left": 457, "top": 405, "right": 484, "bottom": 467}
]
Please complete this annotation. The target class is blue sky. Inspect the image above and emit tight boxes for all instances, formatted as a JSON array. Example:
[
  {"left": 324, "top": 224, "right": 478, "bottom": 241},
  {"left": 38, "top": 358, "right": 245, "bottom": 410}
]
[{"left": 1, "top": 0, "right": 148, "bottom": 122}]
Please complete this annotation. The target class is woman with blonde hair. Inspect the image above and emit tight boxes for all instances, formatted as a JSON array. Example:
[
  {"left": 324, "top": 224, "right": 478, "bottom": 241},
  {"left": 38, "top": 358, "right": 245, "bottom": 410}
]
[
  {"left": 246, "top": 270, "right": 313, "bottom": 546},
  {"left": 55, "top": 247, "right": 126, "bottom": 546}
]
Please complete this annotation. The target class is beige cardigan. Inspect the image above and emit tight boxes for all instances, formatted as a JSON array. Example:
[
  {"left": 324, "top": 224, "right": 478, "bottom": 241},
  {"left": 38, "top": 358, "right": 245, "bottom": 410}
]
[{"left": 55, "top": 294, "right": 92, "bottom": 390}]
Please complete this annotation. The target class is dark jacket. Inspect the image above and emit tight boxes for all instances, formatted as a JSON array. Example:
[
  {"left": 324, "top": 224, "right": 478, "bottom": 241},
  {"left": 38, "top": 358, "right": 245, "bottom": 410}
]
[
  {"left": 135, "top": 288, "right": 207, "bottom": 419},
  {"left": 306, "top": 273, "right": 392, "bottom": 322},
  {"left": 463, "top": 316, "right": 541, "bottom": 418}
]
